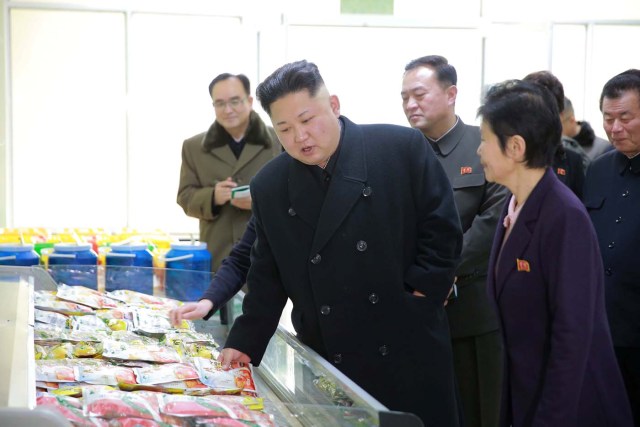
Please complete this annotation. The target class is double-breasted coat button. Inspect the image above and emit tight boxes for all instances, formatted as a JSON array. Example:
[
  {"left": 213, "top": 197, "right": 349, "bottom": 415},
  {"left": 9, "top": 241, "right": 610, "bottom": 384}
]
[
  {"left": 320, "top": 305, "right": 331, "bottom": 315},
  {"left": 378, "top": 345, "right": 389, "bottom": 356},
  {"left": 608, "top": 242, "right": 615, "bottom": 249},
  {"left": 622, "top": 190, "right": 630, "bottom": 197},
  {"left": 615, "top": 216, "right": 623, "bottom": 224},
  {"left": 333, "top": 353, "right": 342, "bottom": 364},
  {"left": 362, "top": 186, "right": 373, "bottom": 197},
  {"left": 368, "top": 293, "right": 379, "bottom": 304},
  {"left": 288, "top": 207, "right": 296, "bottom": 216},
  {"left": 356, "top": 240, "right": 367, "bottom": 252},
  {"left": 605, "top": 268, "right": 613, "bottom": 276},
  {"left": 311, "top": 254, "right": 322, "bottom": 264}
]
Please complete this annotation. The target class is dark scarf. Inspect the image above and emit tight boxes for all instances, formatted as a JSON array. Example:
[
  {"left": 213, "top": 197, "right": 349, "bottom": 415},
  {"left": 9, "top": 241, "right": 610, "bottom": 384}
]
[{"left": 574, "top": 121, "right": 597, "bottom": 148}]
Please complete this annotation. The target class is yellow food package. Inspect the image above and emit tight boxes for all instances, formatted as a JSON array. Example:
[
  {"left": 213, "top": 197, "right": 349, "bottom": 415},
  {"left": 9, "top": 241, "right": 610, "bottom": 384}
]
[
  {"left": 73, "top": 341, "right": 102, "bottom": 358},
  {"left": 46, "top": 343, "right": 74, "bottom": 360}
]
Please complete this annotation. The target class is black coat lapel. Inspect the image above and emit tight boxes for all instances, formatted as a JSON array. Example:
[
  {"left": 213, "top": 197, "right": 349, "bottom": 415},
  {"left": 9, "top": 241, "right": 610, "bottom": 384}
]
[
  {"left": 288, "top": 160, "right": 325, "bottom": 229},
  {"left": 310, "top": 118, "right": 367, "bottom": 255},
  {"left": 286, "top": 118, "right": 367, "bottom": 252}
]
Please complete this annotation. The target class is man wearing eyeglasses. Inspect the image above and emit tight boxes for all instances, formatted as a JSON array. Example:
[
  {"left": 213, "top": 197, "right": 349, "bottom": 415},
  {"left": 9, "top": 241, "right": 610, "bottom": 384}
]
[{"left": 177, "top": 73, "right": 281, "bottom": 319}]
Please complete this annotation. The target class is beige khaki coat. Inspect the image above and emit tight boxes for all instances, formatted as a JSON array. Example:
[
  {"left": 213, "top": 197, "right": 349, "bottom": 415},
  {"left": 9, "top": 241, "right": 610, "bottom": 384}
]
[{"left": 177, "top": 111, "right": 280, "bottom": 272}]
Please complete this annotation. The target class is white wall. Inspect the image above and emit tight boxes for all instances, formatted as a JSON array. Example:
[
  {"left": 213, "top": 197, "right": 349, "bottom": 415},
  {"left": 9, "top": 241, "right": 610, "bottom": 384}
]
[
  {"left": 2, "top": 0, "right": 640, "bottom": 232},
  {"left": 10, "top": 9, "right": 127, "bottom": 228}
]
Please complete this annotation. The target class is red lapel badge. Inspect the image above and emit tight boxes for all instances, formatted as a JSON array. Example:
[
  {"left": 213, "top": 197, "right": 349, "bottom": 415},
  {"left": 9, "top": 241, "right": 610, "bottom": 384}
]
[
  {"left": 556, "top": 167, "right": 566, "bottom": 176},
  {"left": 516, "top": 258, "right": 530, "bottom": 272},
  {"left": 460, "top": 166, "right": 473, "bottom": 175}
]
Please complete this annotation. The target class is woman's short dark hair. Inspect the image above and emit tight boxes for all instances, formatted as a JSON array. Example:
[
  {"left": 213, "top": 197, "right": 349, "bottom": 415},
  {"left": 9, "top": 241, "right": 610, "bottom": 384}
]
[
  {"left": 477, "top": 79, "right": 561, "bottom": 169},
  {"left": 256, "top": 60, "right": 325, "bottom": 116},
  {"left": 208, "top": 73, "right": 251, "bottom": 97},
  {"left": 599, "top": 69, "right": 640, "bottom": 111}
]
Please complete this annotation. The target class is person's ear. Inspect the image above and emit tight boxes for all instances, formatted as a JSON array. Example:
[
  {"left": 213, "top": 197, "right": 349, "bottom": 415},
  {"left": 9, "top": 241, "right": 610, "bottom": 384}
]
[
  {"left": 446, "top": 85, "right": 458, "bottom": 107},
  {"left": 246, "top": 95, "right": 254, "bottom": 108},
  {"left": 508, "top": 135, "right": 527, "bottom": 162},
  {"left": 330, "top": 94, "right": 341, "bottom": 117}
]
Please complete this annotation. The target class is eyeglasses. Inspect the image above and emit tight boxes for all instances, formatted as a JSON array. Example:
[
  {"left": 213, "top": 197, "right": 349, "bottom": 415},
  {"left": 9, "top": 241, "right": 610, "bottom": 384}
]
[{"left": 213, "top": 97, "right": 247, "bottom": 110}]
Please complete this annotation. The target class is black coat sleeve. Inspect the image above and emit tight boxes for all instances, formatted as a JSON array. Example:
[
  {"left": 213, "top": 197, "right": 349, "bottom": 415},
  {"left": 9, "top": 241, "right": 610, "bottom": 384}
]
[
  {"left": 201, "top": 216, "right": 256, "bottom": 320},
  {"left": 223, "top": 192, "right": 289, "bottom": 365},
  {"left": 404, "top": 129, "right": 463, "bottom": 302}
]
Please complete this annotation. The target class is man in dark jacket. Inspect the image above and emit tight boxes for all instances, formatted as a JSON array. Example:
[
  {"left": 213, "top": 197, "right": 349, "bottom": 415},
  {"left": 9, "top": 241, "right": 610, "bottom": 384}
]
[
  {"left": 553, "top": 145, "right": 585, "bottom": 199},
  {"left": 220, "top": 60, "right": 464, "bottom": 426},
  {"left": 561, "top": 96, "right": 613, "bottom": 160},
  {"left": 402, "top": 55, "right": 507, "bottom": 427},
  {"left": 523, "top": 71, "right": 587, "bottom": 199},
  {"left": 583, "top": 69, "right": 640, "bottom": 425}
]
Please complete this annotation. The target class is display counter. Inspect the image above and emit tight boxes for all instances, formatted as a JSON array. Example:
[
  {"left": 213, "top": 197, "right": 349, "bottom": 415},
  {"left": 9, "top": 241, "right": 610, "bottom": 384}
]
[{"left": 0, "top": 265, "right": 422, "bottom": 426}]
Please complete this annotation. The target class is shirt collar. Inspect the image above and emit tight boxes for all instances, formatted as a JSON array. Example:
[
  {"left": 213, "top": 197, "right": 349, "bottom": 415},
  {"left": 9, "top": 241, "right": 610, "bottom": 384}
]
[
  {"left": 426, "top": 116, "right": 460, "bottom": 144},
  {"left": 627, "top": 151, "right": 640, "bottom": 175},
  {"left": 307, "top": 118, "right": 343, "bottom": 179},
  {"left": 320, "top": 118, "right": 344, "bottom": 176},
  {"left": 614, "top": 150, "right": 640, "bottom": 176},
  {"left": 427, "top": 117, "right": 464, "bottom": 157}
]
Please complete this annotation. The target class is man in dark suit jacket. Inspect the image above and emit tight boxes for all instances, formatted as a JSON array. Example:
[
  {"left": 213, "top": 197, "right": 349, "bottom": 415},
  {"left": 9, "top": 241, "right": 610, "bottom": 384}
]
[
  {"left": 402, "top": 55, "right": 507, "bottom": 427},
  {"left": 552, "top": 144, "right": 585, "bottom": 199},
  {"left": 220, "top": 60, "right": 464, "bottom": 426},
  {"left": 583, "top": 69, "right": 640, "bottom": 425},
  {"left": 523, "top": 71, "right": 587, "bottom": 199},
  {"left": 561, "top": 96, "right": 613, "bottom": 161}
]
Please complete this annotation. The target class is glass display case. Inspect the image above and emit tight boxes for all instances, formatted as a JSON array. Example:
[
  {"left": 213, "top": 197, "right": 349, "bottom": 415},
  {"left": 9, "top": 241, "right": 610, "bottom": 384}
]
[{"left": 0, "top": 265, "right": 423, "bottom": 427}]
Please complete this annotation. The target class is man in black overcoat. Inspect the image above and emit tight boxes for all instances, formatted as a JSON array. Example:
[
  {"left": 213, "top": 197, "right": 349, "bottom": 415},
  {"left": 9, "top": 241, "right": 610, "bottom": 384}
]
[
  {"left": 220, "top": 60, "right": 463, "bottom": 426},
  {"left": 583, "top": 69, "right": 640, "bottom": 425}
]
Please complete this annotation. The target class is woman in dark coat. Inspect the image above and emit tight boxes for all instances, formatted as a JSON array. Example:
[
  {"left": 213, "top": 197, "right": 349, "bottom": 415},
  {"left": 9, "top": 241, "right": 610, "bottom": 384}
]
[{"left": 476, "top": 79, "right": 632, "bottom": 427}]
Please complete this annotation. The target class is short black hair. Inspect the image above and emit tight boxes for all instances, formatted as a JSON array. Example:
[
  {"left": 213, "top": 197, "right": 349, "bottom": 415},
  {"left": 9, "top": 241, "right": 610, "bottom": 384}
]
[
  {"left": 404, "top": 55, "right": 457, "bottom": 87},
  {"left": 523, "top": 70, "right": 565, "bottom": 112},
  {"left": 477, "top": 79, "right": 561, "bottom": 169},
  {"left": 599, "top": 69, "right": 640, "bottom": 111},
  {"left": 256, "top": 60, "right": 325, "bottom": 116},
  {"left": 208, "top": 73, "right": 251, "bottom": 97}
]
